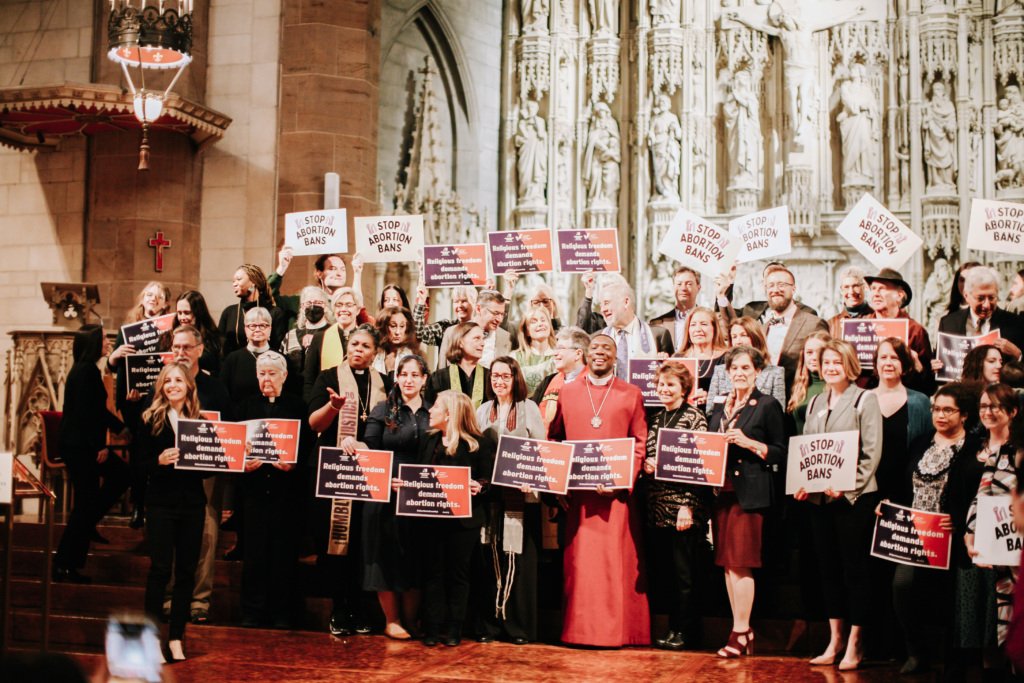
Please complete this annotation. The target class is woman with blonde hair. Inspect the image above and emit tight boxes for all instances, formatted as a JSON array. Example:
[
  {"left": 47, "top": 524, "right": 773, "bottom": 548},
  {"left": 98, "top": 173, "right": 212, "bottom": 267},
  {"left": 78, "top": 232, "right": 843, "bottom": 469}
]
[
  {"left": 108, "top": 281, "right": 173, "bottom": 529},
  {"left": 675, "top": 306, "right": 729, "bottom": 407},
  {"left": 403, "top": 390, "right": 496, "bottom": 647},
  {"left": 706, "top": 316, "right": 786, "bottom": 410},
  {"left": 513, "top": 305, "right": 557, "bottom": 395},
  {"left": 137, "top": 363, "right": 205, "bottom": 662}
]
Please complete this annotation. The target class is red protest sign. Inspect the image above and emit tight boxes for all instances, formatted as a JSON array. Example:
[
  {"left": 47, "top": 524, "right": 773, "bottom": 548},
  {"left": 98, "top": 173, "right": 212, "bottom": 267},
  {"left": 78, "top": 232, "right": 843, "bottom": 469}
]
[
  {"left": 316, "top": 447, "right": 393, "bottom": 502},
  {"left": 244, "top": 418, "right": 301, "bottom": 464},
  {"left": 175, "top": 418, "right": 247, "bottom": 473},
  {"left": 491, "top": 435, "right": 574, "bottom": 495},
  {"left": 487, "top": 229, "right": 554, "bottom": 274},
  {"left": 566, "top": 438, "right": 636, "bottom": 490},
  {"left": 654, "top": 429, "right": 728, "bottom": 487}
]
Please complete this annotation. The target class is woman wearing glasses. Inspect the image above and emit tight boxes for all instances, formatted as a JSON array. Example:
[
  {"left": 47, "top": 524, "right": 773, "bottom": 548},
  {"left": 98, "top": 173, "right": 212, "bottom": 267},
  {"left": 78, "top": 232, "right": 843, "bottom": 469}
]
[
  {"left": 303, "top": 287, "right": 365, "bottom": 402},
  {"left": 220, "top": 307, "right": 275, "bottom": 405},
  {"left": 962, "top": 383, "right": 1021, "bottom": 675},
  {"left": 880, "top": 383, "right": 982, "bottom": 674}
]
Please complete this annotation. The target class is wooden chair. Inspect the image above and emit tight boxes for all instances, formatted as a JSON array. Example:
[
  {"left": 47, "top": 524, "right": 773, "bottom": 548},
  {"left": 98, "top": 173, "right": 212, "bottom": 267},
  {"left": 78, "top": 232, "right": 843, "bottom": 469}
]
[{"left": 37, "top": 410, "right": 70, "bottom": 519}]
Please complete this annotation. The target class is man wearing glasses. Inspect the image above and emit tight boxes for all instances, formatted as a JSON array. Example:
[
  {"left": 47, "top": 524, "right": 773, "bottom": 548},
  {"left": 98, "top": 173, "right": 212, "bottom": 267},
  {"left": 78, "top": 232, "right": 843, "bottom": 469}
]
[
  {"left": 938, "top": 266, "right": 1024, "bottom": 359},
  {"left": 437, "top": 290, "right": 511, "bottom": 369}
]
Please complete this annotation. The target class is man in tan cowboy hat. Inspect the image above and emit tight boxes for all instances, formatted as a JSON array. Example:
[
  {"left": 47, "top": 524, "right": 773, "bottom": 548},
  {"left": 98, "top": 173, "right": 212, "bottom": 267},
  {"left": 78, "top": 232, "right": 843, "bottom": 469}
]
[{"left": 865, "top": 268, "right": 935, "bottom": 394}]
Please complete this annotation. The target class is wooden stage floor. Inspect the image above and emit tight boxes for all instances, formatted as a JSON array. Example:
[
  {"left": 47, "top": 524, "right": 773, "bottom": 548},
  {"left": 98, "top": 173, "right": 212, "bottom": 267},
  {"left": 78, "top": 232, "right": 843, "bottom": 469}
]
[{"left": 70, "top": 628, "right": 916, "bottom": 682}]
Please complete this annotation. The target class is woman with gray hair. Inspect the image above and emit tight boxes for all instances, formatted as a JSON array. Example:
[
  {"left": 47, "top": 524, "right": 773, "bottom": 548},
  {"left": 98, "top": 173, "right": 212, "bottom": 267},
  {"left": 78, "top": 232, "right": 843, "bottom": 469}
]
[
  {"left": 221, "top": 306, "right": 276, "bottom": 405},
  {"left": 236, "top": 350, "right": 313, "bottom": 628},
  {"left": 283, "top": 286, "right": 331, "bottom": 394}
]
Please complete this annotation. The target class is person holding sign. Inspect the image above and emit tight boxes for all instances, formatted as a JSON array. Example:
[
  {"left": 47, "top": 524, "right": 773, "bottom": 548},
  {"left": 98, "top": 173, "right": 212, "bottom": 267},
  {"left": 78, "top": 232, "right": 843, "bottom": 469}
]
[
  {"left": 136, "top": 363, "right": 206, "bottom": 662},
  {"left": 358, "top": 355, "right": 433, "bottom": 640},
  {"left": 870, "top": 338, "right": 934, "bottom": 501},
  {"left": 237, "top": 352, "right": 310, "bottom": 629},
  {"left": 641, "top": 362, "right": 711, "bottom": 651},
  {"left": 938, "top": 266, "right": 1024, "bottom": 358},
  {"left": 218, "top": 265, "right": 286, "bottom": 357},
  {"left": 303, "top": 287, "right": 364, "bottom": 403},
  {"left": 413, "top": 283, "right": 477, "bottom": 350},
  {"left": 798, "top": 340, "right": 883, "bottom": 671},
  {"left": 546, "top": 333, "right": 649, "bottom": 648},
  {"left": 675, "top": 307, "right": 729, "bottom": 407},
  {"left": 598, "top": 280, "right": 674, "bottom": 379},
  {"left": 426, "top": 322, "right": 493, "bottom": 410},
  {"left": 108, "top": 281, "right": 172, "bottom": 530},
  {"left": 411, "top": 391, "right": 496, "bottom": 647},
  {"left": 827, "top": 266, "right": 873, "bottom": 339},
  {"left": 308, "top": 325, "right": 392, "bottom": 638},
  {"left": 881, "top": 384, "right": 981, "bottom": 674},
  {"left": 706, "top": 317, "right": 786, "bottom": 412},
  {"left": 475, "top": 356, "right": 546, "bottom": 645},
  {"left": 706, "top": 346, "right": 787, "bottom": 659},
  {"left": 53, "top": 325, "right": 131, "bottom": 584},
  {"left": 649, "top": 266, "right": 702, "bottom": 351},
  {"left": 864, "top": 268, "right": 935, "bottom": 395},
  {"left": 964, "top": 384, "right": 1021, "bottom": 650}
]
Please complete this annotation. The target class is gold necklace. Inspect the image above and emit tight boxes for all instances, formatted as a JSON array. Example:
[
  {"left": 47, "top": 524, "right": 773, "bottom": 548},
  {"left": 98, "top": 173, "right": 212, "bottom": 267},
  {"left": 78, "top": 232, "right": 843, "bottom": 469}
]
[{"left": 584, "top": 376, "right": 614, "bottom": 428}]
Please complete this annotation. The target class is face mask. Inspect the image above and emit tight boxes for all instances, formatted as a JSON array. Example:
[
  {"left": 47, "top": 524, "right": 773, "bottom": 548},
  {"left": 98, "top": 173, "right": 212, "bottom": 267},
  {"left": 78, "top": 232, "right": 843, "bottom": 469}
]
[{"left": 304, "top": 305, "right": 326, "bottom": 324}]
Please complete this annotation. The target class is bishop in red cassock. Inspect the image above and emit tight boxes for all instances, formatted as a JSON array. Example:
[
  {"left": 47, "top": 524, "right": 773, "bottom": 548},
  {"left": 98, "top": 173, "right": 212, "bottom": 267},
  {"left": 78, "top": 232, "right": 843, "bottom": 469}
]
[{"left": 547, "top": 333, "right": 650, "bottom": 647}]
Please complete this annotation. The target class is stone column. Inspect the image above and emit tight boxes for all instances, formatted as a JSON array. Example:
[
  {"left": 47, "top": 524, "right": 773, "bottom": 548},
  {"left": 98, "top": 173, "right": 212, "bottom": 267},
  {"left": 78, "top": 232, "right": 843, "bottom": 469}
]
[{"left": 277, "top": 0, "right": 382, "bottom": 297}]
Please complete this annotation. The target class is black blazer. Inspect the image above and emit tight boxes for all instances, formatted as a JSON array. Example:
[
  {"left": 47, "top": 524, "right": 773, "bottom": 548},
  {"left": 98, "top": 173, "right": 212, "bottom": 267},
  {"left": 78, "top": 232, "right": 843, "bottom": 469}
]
[
  {"left": 707, "top": 388, "right": 787, "bottom": 511},
  {"left": 58, "top": 362, "right": 124, "bottom": 457},
  {"left": 136, "top": 420, "right": 209, "bottom": 510},
  {"left": 938, "top": 307, "right": 1024, "bottom": 354},
  {"left": 416, "top": 431, "right": 496, "bottom": 528}
]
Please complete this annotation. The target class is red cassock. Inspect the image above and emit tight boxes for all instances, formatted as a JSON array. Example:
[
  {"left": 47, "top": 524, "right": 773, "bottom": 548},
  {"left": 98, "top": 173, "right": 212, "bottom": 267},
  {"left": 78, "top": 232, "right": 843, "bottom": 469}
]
[{"left": 548, "top": 376, "right": 650, "bottom": 647}]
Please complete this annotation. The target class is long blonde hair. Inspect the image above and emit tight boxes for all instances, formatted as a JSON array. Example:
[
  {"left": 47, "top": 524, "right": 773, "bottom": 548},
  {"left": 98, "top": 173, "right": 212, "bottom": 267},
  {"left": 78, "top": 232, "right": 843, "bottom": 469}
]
[
  {"left": 787, "top": 331, "right": 832, "bottom": 413},
  {"left": 141, "top": 363, "right": 201, "bottom": 435},
  {"left": 516, "top": 305, "right": 556, "bottom": 352},
  {"left": 125, "top": 281, "right": 171, "bottom": 323},
  {"left": 433, "top": 390, "right": 482, "bottom": 455}
]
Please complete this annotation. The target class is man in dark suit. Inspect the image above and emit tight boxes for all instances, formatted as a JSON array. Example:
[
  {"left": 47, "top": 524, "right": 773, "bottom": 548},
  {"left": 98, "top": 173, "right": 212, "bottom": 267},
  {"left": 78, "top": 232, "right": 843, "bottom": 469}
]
[
  {"left": 649, "top": 265, "right": 701, "bottom": 352},
  {"left": 721, "top": 264, "right": 828, "bottom": 386},
  {"left": 597, "top": 279, "right": 674, "bottom": 378},
  {"left": 938, "top": 265, "right": 1024, "bottom": 358}
]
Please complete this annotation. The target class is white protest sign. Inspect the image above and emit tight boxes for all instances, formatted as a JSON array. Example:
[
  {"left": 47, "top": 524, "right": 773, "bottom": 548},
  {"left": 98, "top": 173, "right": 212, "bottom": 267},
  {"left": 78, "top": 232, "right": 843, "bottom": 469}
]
[
  {"left": 354, "top": 215, "right": 425, "bottom": 263},
  {"left": 284, "top": 208, "right": 348, "bottom": 256},
  {"left": 967, "top": 198, "right": 1024, "bottom": 257},
  {"left": 785, "top": 431, "right": 860, "bottom": 495},
  {"left": 728, "top": 205, "right": 792, "bottom": 263},
  {"left": 836, "top": 193, "right": 922, "bottom": 271},
  {"left": 657, "top": 208, "right": 739, "bottom": 278},
  {"left": 973, "top": 495, "right": 1022, "bottom": 567},
  {"left": 0, "top": 452, "right": 12, "bottom": 504}
]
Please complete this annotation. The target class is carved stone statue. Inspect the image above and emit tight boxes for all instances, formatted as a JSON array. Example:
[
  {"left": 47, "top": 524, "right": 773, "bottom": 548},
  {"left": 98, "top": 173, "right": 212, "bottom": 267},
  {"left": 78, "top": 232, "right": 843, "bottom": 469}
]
[
  {"left": 922, "top": 258, "right": 954, "bottom": 333},
  {"left": 836, "top": 63, "right": 878, "bottom": 187},
  {"left": 514, "top": 98, "right": 548, "bottom": 204},
  {"left": 995, "top": 85, "right": 1024, "bottom": 189},
  {"left": 647, "top": 94, "right": 682, "bottom": 201},
  {"left": 727, "top": 0, "right": 866, "bottom": 148},
  {"left": 583, "top": 102, "right": 621, "bottom": 206},
  {"left": 588, "top": 0, "right": 619, "bottom": 35},
  {"left": 723, "top": 69, "right": 761, "bottom": 188},
  {"left": 922, "top": 80, "right": 958, "bottom": 191},
  {"left": 650, "top": 0, "right": 680, "bottom": 26},
  {"left": 520, "top": 0, "right": 550, "bottom": 34}
]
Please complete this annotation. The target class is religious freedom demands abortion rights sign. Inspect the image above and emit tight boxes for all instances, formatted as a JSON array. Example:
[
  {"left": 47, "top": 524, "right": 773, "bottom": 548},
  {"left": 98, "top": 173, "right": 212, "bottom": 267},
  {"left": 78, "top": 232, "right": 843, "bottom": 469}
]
[
  {"left": 556, "top": 229, "right": 621, "bottom": 273},
  {"left": 870, "top": 501, "right": 952, "bottom": 570},
  {"left": 973, "top": 495, "right": 1023, "bottom": 566},
  {"left": 785, "top": 431, "right": 859, "bottom": 495},
  {"left": 841, "top": 318, "right": 909, "bottom": 370},
  {"left": 120, "top": 313, "right": 176, "bottom": 354},
  {"left": 353, "top": 215, "right": 424, "bottom": 263},
  {"left": 566, "top": 438, "right": 635, "bottom": 490},
  {"left": 628, "top": 357, "right": 698, "bottom": 407},
  {"left": 315, "top": 447, "right": 392, "bottom": 502},
  {"left": 728, "top": 205, "right": 792, "bottom": 263},
  {"left": 395, "top": 464, "right": 472, "bottom": 518},
  {"left": 422, "top": 244, "right": 489, "bottom": 287},
  {"left": 492, "top": 435, "right": 574, "bottom": 495},
  {"left": 175, "top": 418, "right": 246, "bottom": 473},
  {"left": 244, "top": 418, "right": 301, "bottom": 464},
  {"left": 967, "top": 198, "right": 1024, "bottom": 256},
  {"left": 124, "top": 352, "right": 175, "bottom": 395},
  {"left": 284, "top": 208, "right": 348, "bottom": 256},
  {"left": 654, "top": 429, "right": 728, "bottom": 487},
  {"left": 836, "top": 193, "right": 922, "bottom": 271},
  {"left": 487, "top": 229, "right": 554, "bottom": 274},
  {"left": 935, "top": 330, "right": 1001, "bottom": 382},
  {"left": 658, "top": 208, "right": 739, "bottom": 278}
]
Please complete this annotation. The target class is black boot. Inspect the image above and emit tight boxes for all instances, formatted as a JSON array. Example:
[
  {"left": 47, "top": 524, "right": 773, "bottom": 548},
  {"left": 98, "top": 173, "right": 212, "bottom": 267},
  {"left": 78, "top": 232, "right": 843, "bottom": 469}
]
[{"left": 129, "top": 505, "right": 145, "bottom": 529}]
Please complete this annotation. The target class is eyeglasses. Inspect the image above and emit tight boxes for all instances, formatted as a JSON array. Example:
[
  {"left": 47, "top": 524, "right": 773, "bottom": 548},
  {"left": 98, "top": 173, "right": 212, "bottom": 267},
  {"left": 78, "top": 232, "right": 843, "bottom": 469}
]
[
  {"left": 491, "top": 373, "right": 513, "bottom": 381},
  {"left": 336, "top": 302, "right": 359, "bottom": 310},
  {"left": 530, "top": 298, "right": 552, "bottom": 307},
  {"left": 978, "top": 403, "right": 1005, "bottom": 414},
  {"left": 245, "top": 323, "right": 270, "bottom": 330},
  {"left": 930, "top": 406, "right": 960, "bottom": 416},
  {"left": 171, "top": 343, "right": 199, "bottom": 352}
]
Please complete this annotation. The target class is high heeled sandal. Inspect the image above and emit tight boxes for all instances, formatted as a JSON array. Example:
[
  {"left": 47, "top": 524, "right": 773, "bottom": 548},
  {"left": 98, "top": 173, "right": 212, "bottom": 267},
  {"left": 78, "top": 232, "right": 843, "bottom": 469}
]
[
  {"left": 717, "top": 630, "right": 754, "bottom": 658},
  {"left": 809, "top": 643, "right": 845, "bottom": 666}
]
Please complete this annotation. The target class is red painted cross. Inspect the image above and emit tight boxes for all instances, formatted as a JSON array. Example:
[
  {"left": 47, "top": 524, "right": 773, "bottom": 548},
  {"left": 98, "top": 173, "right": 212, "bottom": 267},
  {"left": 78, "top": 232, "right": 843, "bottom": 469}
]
[{"left": 148, "top": 231, "right": 172, "bottom": 272}]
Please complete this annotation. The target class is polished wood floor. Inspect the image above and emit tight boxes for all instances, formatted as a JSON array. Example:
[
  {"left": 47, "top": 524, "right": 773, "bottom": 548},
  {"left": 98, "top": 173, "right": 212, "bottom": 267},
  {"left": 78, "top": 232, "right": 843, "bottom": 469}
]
[{"left": 67, "top": 628, "right": 920, "bottom": 682}]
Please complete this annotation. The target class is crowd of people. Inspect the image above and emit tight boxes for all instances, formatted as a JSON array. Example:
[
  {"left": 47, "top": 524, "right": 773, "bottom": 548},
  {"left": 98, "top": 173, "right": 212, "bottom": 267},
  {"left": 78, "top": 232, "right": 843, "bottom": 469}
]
[{"left": 49, "top": 244, "right": 1024, "bottom": 678}]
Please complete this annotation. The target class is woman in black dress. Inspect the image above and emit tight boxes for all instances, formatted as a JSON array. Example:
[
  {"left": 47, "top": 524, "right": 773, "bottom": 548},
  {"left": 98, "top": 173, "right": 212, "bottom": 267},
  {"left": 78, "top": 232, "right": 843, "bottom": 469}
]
[
  {"left": 675, "top": 306, "right": 728, "bottom": 409},
  {"left": 137, "top": 363, "right": 206, "bottom": 661},
  {"left": 167, "top": 290, "right": 222, "bottom": 375},
  {"left": 344, "top": 354, "right": 431, "bottom": 639},
  {"left": 53, "top": 325, "right": 130, "bottom": 583},
  {"left": 220, "top": 306, "right": 275, "bottom": 404},
  {"left": 237, "top": 351, "right": 311, "bottom": 628},
  {"left": 403, "top": 390, "right": 495, "bottom": 647}
]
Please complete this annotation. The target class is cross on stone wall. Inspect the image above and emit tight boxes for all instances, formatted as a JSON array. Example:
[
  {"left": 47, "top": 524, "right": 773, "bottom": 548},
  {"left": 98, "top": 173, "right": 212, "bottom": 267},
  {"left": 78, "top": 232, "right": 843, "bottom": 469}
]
[{"left": 148, "top": 231, "right": 172, "bottom": 272}]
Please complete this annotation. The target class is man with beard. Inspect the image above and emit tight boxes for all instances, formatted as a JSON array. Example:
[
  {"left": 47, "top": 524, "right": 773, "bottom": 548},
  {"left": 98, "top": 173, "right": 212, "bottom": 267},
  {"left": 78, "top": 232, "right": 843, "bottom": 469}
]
[
  {"left": 723, "top": 264, "right": 827, "bottom": 386},
  {"left": 547, "top": 333, "right": 649, "bottom": 647},
  {"left": 828, "top": 266, "right": 873, "bottom": 338}
]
